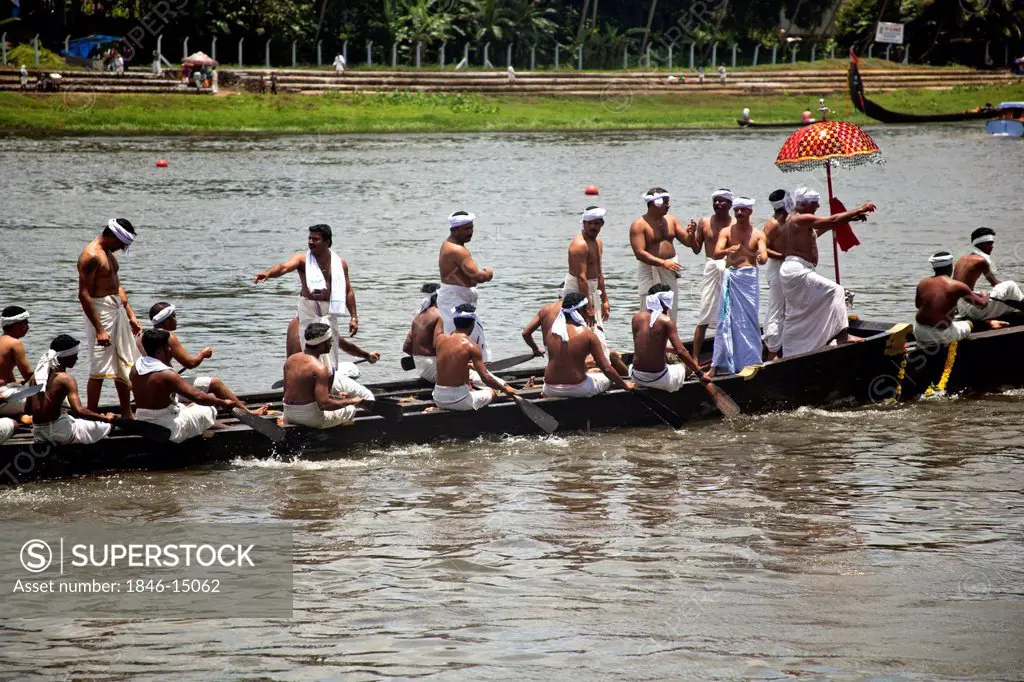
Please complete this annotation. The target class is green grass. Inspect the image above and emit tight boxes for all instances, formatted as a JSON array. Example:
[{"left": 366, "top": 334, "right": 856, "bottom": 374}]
[{"left": 1, "top": 84, "right": 1020, "bottom": 135}]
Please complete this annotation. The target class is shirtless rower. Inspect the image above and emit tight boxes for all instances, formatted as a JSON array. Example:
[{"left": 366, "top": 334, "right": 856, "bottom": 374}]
[
  {"left": 542, "top": 293, "right": 634, "bottom": 399},
  {"left": 914, "top": 252, "right": 1007, "bottom": 349},
  {"left": 438, "top": 211, "right": 493, "bottom": 361},
  {"left": 952, "top": 227, "right": 1023, "bottom": 321},
  {"left": 432, "top": 304, "right": 516, "bottom": 411},
  {"left": 710, "top": 196, "right": 768, "bottom": 376},
  {"left": 77, "top": 218, "right": 142, "bottom": 416},
  {"left": 29, "top": 334, "right": 115, "bottom": 446},
  {"left": 565, "top": 205, "right": 611, "bottom": 330},
  {"left": 253, "top": 224, "right": 358, "bottom": 370},
  {"left": 631, "top": 284, "right": 707, "bottom": 392},
  {"left": 522, "top": 297, "right": 563, "bottom": 358},
  {"left": 780, "top": 187, "right": 875, "bottom": 356},
  {"left": 629, "top": 188, "right": 698, "bottom": 325},
  {"left": 402, "top": 283, "right": 444, "bottom": 382},
  {"left": 761, "top": 189, "right": 791, "bottom": 360},
  {"left": 131, "top": 329, "right": 237, "bottom": 443},
  {"left": 283, "top": 323, "right": 365, "bottom": 429},
  {"left": 691, "top": 188, "right": 735, "bottom": 361},
  {"left": 0, "top": 306, "right": 33, "bottom": 418}
]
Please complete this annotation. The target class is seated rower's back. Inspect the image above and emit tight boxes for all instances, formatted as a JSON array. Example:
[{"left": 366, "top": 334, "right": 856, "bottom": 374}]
[
  {"left": 403, "top": 283, "right": 444, "bottom": 382},
  {"left": 283, "top": 322, "right": 365, "bottom": 429},
  {"left": 30, "top": 334, "right": 114, "bottom": 446},
  {"left": 630, "top": 284, "right": 707, "bottom": 392},
  {"left": 543, "top": 293, "right": 634, "bottom": 398},
  {"left": 432, "top": 304, "right": 515, "bottom": 411}
]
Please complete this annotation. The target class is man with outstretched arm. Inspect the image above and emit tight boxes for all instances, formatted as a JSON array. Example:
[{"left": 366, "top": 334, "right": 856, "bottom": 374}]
[
  {"left": 438, "top": 211, "right": 494, "bottom": 361},
  {"left": 432, "top": 304, "right": 516, "bottom": 411},
  {"left": 761, "top": 189, "right": 791, "bottom": 359},
  {"left": 952, "top": 227, "right": 1023, "bottom": 321},
  {"left": 691, "top": 188, "right": 735, "bottom": 361},
  {"left": 77, "top": 218, "right": 142, "bottom": 416},
  {"left": 402, "top": 283, "right": 444, "bottom": 383},
  {"left": 781, "top": 187, "right": 875, "bottom": 356},
  {"left": 542, "top": 293, "right": 635, "bottom": 398},
  {"left": 631, "top": 284, "right": 708, "bottom": 392},
  {"left": 629, "top": 187, "right": 697, "bottom": 324},
  {"left": 0, "top": 306, "right": 33, "bottom": 418},
  {"left": 29, "top": 334, "right": 116, "bottom": 446},
  {"left": 283, "top": 323, "right": 366, "bottom": 429},
  {"left": 914, "top": 252, "right": 1008, "bottom": 348}
]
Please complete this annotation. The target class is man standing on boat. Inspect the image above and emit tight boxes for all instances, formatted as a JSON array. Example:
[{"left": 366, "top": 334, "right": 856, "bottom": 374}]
[
  {"left": 77, "top": 218, "right": 142, "bottom": 416},
  {"left": 0, "top": 306, "right": 33, "bottom": 418},
  {"left": 952, "top": 227, "right": 1024, "bottom": 321},
  {"left": 691, "top": 189, "right": 735, "bottom": 361},
  {"left": 29, "top": 334, "right": 116, "bottom": 446},
  {"left": 630, "top": 284, "right": 707, "bottom": 392},
  {"left": 629, "top": 188, "right": 698, "bottom": 325},
  {"left": 780, "top": 188, "right": 875, "bottom": 356},
  {"left": 438, "top": 211, "right": 493, "bottom": 361},
  {"left": 711, "top": 196, "right": 767, "bottom": 376},
  {"left": 402, "top": 283, "right": 444, "bottom": 383},
  {"left": 565, "top": 206, "right": 611, "bottom": 341},
  {"left": 914, "top": 252, "right": 1007, "bottom": 348},
  {"left": 542, "top": 293, "right": 634, "bottom": 399},
  {"left": 761, "top": 189, "right": 791, "bottom": 360},
  {"left": 432, "top": 305, "right": 515, "bottom": 411},
  {"left": 253, "top": 224, "right": 359, "bottom": 370},
  {"left": 283, "top": 323, "right": 366, "bottom": 429}
]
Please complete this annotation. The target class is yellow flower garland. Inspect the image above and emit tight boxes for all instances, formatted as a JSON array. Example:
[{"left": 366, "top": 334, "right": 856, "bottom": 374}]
[
  {"left": 924, "top": 340, "right": 959, "bottom": 397},
  {"left": 885, "top": 353, "right": 909, "bottom": 404}
]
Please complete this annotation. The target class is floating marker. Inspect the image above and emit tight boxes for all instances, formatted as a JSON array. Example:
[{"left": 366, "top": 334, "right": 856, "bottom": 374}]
[
  {"left": 156, "top": 159, "right": 168, "bottom": 167},
  {"left": 584, "top": 185, "right": 599, "bottom": 195}
]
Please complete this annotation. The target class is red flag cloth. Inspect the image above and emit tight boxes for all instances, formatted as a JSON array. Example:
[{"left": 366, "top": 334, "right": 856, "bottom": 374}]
[{"left": 830, "top": 196, "right": 861, "bottom": 252}]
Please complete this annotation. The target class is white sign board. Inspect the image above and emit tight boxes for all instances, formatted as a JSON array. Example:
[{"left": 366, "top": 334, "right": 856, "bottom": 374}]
[{"left": 875, "top": 22, "right": 905, "bottom": 44}]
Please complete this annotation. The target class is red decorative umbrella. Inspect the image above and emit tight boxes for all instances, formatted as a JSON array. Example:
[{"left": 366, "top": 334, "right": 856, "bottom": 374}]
[{"left": 775, "top": 118, "right": 884, "bottom": 283}]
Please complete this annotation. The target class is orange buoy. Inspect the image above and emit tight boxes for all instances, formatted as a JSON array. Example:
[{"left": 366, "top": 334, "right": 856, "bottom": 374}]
[
  {"left": 584, "top": 185, "right": 599, "bottom": 195},
  {"left": 156, "top": 159, "right": 168, "bottom": 168}
]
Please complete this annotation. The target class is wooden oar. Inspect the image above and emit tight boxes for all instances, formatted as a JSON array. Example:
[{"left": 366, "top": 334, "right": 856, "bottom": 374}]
[
  {"left": 401, "top": 352, "right": 537, "bottom": 373},
  {"left": 359, "top": 397, "right": 404, "bottom": 422},
  {"left": 990, "top": 297, "right": 1024, "bottom": 313},
  {"left": 112, "top": 418, "right": 172, "bottom": 443},
  {"left": 633, "top": 390, "right": 685, "bottom": 429},
  {"left": 512, "top": 395, "right": 559, "bottom": 434},
  {"left": 231, "top": 407, "right": 286, "bottom": 442},
  {"left": 704, "top": 382, "right": 741, "bottom": 419},
  {"left": 271, "top": 358, "right": 369, "bottom": 390},
  {"left": 0, "top": 384, "right": 42, "bottom": 404}
]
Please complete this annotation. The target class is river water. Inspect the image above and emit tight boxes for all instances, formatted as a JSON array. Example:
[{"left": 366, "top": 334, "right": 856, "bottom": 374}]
[{"left": 0, "top": 127, "right": 1021, "bottom": 679}]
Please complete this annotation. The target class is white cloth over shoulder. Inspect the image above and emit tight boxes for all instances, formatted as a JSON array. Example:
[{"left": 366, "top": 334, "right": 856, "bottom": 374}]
[
  {"left": 305, "top": 249, "right": 346, "bottom": 317},
  {"left": 955, "top": 280, "right": 1023, "bottom": 321},
  {"left": 33, "top": 413, "right": 111, "bottom": 446},
  {"left": 913, "top": 320, "right": 972, "bottom": 349},
  {"left": 696, "top": 258, "right": 726, "bottom": 327},
  {"left": 637, "top": 257, "right": 680, "bottom": 322},
  {"left": 762, "top": 258, "right": 785, "bottom": 353},
  {"left": 437, "top": 284, "right": 490, "bottom": 361},
  {"left": 712, "top": 266, "right": 761, "bottom": 374},
  {"left": 85, "top": 295, "right": 140, "bottom": 382},
  {"left": 630, "top": 364, "right": 687, "bottom": 392},
  {"left": 432, "top": 384, "right": 493, "bottom": 411},
  {"left": 135, "top": 403, "right": 217, "bottom": 443},
  {"left": 543, "top": 373, "right": 611, "bottom": 398},
  {"left": 780, "top": 256, "right": 848, "bottom": 356},
  {"left": 284, "top": 401, "right": 356, "bottom": 429},
  {"left": 562, "top": 274, "right": 606, "bottom": 328}
]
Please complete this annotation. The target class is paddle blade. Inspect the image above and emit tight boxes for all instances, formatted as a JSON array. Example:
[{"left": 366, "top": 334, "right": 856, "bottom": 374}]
[
  {"left": 113, "top": 418, "right": 172, "bottom": 443},
  {"left": 513, "top": 395, "right": 559, "bottom": 434},
  {"left": 991, "top": 297, "right": 1024, "bottom": 312},
  {"left": 4, "top": 384, "right": 42, "bottom": 403},
  {"left": 271, "top": 379, "right": 285, "bottom": 390},
  {"left": 232, "top": 407, "right": 286, "bottom": 443},
  {"left": 705, "top": 383, "right": 741, "bottom": 419},
  {"left": 633, "top": 390, "right": 685, "bottom": 429},
  {"left": 360, "top": 398, "right": 404, "bottom": 422},
  {"left": 830, "top": 197, "right": 861, "bottom": 252},
  {"left": 487, "top": 353, "right": 537, "bottom": 372},
  {"left": 401, "top": 356, "right": 416, "bottom": 371}
]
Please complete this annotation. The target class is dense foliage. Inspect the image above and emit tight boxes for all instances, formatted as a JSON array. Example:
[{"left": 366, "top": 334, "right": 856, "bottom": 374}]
[{"left": 3, "top": 0, "right": 1019, "bottom": 67}]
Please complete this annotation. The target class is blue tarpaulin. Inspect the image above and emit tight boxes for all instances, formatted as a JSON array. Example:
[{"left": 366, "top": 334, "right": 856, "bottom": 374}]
[{"left": 60, "top": 35, "right": 123, "bottom": 61}]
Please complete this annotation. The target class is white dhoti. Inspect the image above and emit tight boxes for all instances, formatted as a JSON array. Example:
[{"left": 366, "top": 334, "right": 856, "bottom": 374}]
[
  {"left": 0, "top": 384, "right": 26, "bottom": 417},
  {"left": 913, "top": 320, "right": 972, "bottom": 349},
  {"left": 637, "top": 257, "right": 680, "bottom": 322},
  {"left": 85, "top": 295, "right": 140, "bottom": 383},
  {"left": 762, "top": 258, "right": 785, "bottom": 353},
  {"left": 563, "top": 274, "right": 610, "bottom": 358},
  {"left": 332, "top": 373, "right": 375, "bottom": 402},
  {"left": 297, "top": 296, "right": 347, "bottom": 370},
  {"left": 0, "top": 417, "right": 15, "bottom": 444},
  {"left": 135, "top": 403, "right": 217, "bottom": 443},
  {"left": 432, "top": 384, "right": 493, "bottom": 411},
  {"left": 713, "top": 266, "right": 762, "bottom": 375},
  {"left": 696, "top": 258, "right": 727, "bottom": 327},
  {"left": 33, "top": 413, "right": 111, "bottom": 446},
  {"left": 413, "top": 355, "right": 437, "bottom": 383},
  {"left": 543, "top": 373, "right": 612, "bottom": 399},
  {"left": 437, "top": 284, "right": 490, "bottom": 361},
  {"left": 630, "top": 364, "right": 687, "bottom": 393},
  {"left": 283, "top": 401, "right": 356, "bottom": 429},
  {"left": 956, "top": 281, "right": 1024, "bottom": 321},
  {"left": 780, "top": 256, "right": 848, "bottom": 357}
]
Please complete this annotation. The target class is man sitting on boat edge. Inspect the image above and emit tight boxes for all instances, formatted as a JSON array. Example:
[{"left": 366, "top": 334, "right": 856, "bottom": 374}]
[
  {"left": 403, "top": 283, "right": 444, "bottom": 383},
  {"left": 543, "top": 293, "right": 634, "bottom": 399},
  {"left": 131, "top": 330, "right": 239, "bottom": 443},
  {"left": 30, "top": 335, "right": 115, "bottom": 446},
  {"left": 283, "top": 323, "right": 366, "bottom": 429},
  {"left": 914, "top": 252, "right": 1008, "bottom": 348},
  {"left": 0, "top": 305, "right": 33, "bottom": 418},
  {"left": 953, "top": 227, "right": 1023, "bottom": 321},
  {"left": 432, "top": 304, "right": 516, "bottom": 412},
  {"left": 631, "top": 284, "right": 707, "bottom": 392}
]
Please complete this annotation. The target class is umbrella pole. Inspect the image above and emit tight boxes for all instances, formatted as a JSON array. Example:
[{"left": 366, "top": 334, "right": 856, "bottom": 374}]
[{"left": 826, "top": 161, "right": 840, "bottom": 284}]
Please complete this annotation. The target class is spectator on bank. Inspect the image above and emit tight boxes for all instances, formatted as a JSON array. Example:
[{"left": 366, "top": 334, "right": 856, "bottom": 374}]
[
  {"left": 270, "top": 73, "right": 278, "bottom": 95},
  {"left": 333, "top": 54, "right": 346, "bottom": 75},
  {"left": 507, "top": 65, "right": 516, "bottom": 86},
  {"left": 19, "top": 64, "right": 27, "bottom": 90},
  {"left": 697, "top": 66, "right": 705, "bottom": 84},
  {"left": 115, "top": 53, "right": 125, "bottom": 76},
  {"left": 718, "top": 64, "right": 727, "bottom": 85}
]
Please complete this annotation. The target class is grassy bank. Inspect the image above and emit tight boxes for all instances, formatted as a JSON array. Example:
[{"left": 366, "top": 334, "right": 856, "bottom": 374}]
[{"left": 1, "top": 84, "right": 1020, "bottom": 135}]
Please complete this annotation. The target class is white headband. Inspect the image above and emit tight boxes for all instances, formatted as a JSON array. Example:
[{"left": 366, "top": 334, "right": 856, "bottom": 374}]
[
  {"left": 770, "top": 191, "right": 793, "bottom": 211},
  {"left": 151, "top": 304, "right": 176, "bottom": 327},
  {"left": 552, "top": 298, "right": 589, "bottom": 341},
  {"left": 417, "top": 293, "right": 435, "bottom": 314},
  {"left": 305, "top": 329, "right": 332, "bottom": 346},
  {"left": 644, "top": 290, "right": 675, "bottom": 327},
  {"left": 733, "top": 196, "right": 755, "bottom": 211},
  {"left": 580, "top": 207, "right": 606, "bottom": 224},
  {"left": 972, "top": 234, "right": 995, "bottom": 246},
  {"left": 711, "top": 188, "right": 733, "bottom": 202},
  {"left": 448, "top": 212, "right": 476, "bottom": 229},
  {"left": 929, "top": 253, "right": 954, "bottom": 268},
  {"left": 1, "top": 311, "right": 29, "bottom": 326},
  {"left": 794, "top": 187, "right": 820, "bottom": 205},
  {"left": 107, "top": 218, "right": 135, "bottom": 254},
  {"left": 643, "top": 192, "right": 670, "bottom": 208},
  {"left": 32, "top": 344, "right": 80, "bottom": 387}
]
